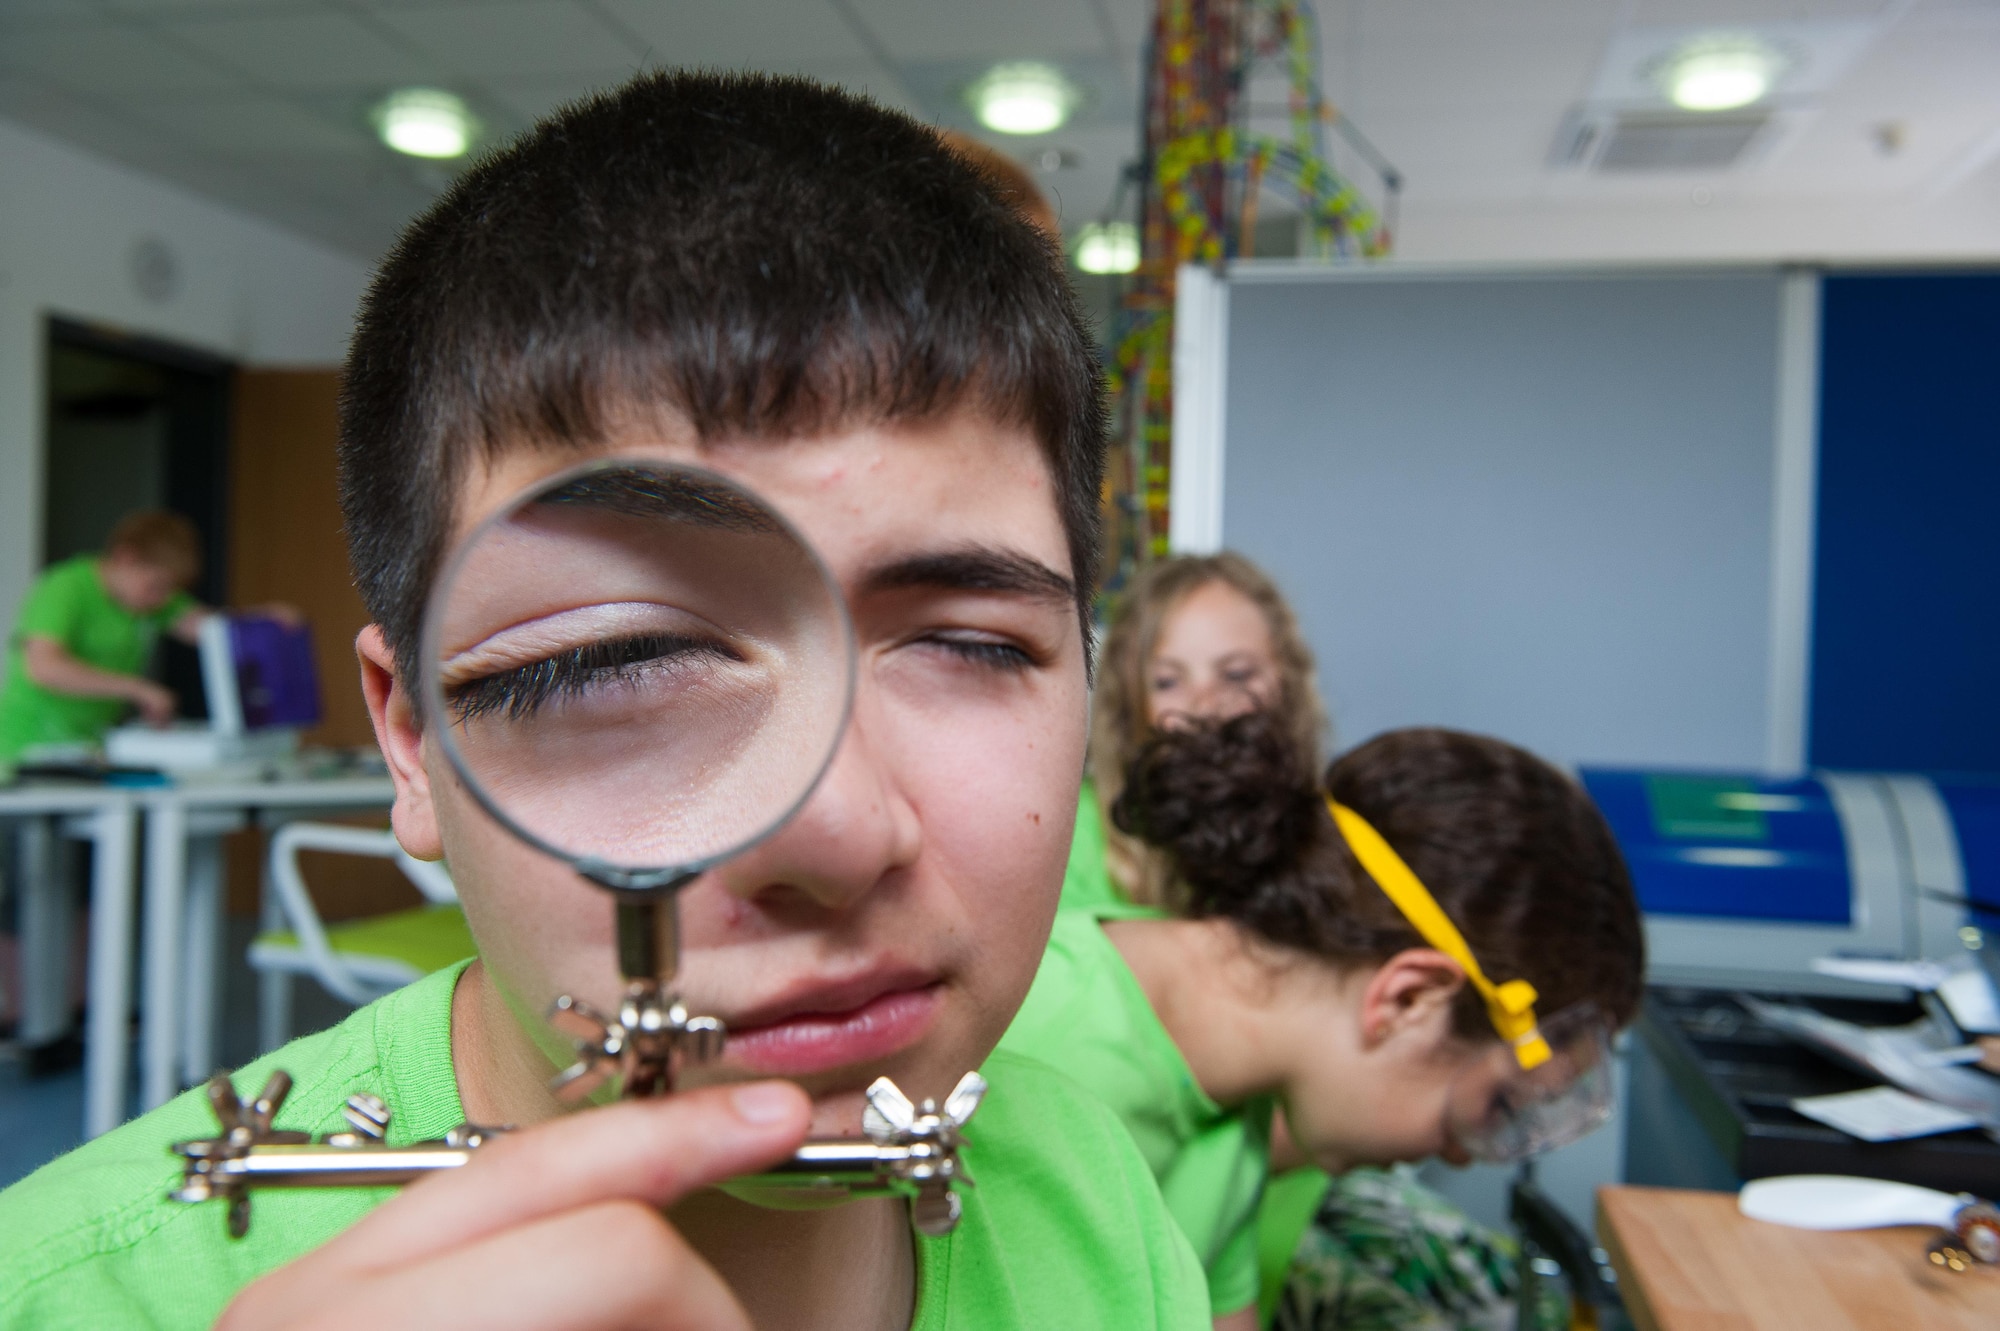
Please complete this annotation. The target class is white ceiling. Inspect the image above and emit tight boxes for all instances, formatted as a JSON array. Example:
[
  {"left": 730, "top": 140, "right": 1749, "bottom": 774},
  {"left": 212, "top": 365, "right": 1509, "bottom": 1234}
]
[{"left": 2, "top": 0, "right": 1997, "bottom": 261}]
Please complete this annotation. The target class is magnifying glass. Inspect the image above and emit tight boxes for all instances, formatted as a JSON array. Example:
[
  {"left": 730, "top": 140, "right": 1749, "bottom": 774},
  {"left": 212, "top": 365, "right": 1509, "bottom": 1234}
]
[{"left": 419, "top": 457, "right": 855, "bottom": 1098}]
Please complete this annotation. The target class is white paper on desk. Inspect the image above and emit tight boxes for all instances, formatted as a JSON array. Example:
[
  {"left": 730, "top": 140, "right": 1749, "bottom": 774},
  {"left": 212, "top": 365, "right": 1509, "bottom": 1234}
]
[
  {"left": 1939, "top": 968, "right": 2000, "bottom": 1036},
  {"left": 1740, "top": 996, "right": 2000, "bottom": 1130},
  {"left": 1791, "top": 1086, "right": 1980, "bottom": 1142}
]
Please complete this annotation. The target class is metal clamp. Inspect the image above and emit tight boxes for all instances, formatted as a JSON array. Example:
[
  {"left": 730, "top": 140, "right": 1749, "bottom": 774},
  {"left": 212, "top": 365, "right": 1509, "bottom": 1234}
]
[
  {"left": 171, "top": 1069, "right": 985, "bottom": 1239},
  {"left": 547, "top": 981, "right": 725, "bottom": 1102}
]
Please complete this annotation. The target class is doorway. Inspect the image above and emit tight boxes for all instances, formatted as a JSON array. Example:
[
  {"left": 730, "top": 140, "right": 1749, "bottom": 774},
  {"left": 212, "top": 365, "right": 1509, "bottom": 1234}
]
[{"left": 43, "top": 318, "right": 234, "bottom": 714}]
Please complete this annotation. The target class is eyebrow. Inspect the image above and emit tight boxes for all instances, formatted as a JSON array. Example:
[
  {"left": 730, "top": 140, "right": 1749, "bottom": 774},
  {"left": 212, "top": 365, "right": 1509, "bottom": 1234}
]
[{"left": 859, "top": 546, "right": 1077, "bottom": 607}]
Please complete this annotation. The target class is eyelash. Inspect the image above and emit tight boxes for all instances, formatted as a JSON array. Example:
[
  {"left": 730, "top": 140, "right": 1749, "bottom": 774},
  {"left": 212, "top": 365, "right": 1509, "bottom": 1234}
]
[
  {"left": 448, "top": 632, "right": 739, "bottom": 721},
  {"left": 929, "top": 635, "right": 1036, "bottom": 673}
]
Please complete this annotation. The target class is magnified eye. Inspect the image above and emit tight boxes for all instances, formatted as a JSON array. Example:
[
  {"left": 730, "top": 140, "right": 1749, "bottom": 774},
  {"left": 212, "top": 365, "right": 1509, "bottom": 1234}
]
[{"left": 448, "top": 631, "right": 744, "bottom": 722}]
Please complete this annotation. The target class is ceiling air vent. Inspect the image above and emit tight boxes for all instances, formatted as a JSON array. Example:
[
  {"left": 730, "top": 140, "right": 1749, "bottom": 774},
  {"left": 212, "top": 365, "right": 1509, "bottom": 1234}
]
[{"left": 1556, "top": 111, "right": 1771, "bottom": 173}]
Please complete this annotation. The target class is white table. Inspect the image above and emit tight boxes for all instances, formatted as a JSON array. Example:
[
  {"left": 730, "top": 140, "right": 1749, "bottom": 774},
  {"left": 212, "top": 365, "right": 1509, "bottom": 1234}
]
[
  {"left": 0, "top": 784, "right": 139, "bottom": 1138},
  {"left": 133, "top": 774, "right": 394, "bottom": 1120}
]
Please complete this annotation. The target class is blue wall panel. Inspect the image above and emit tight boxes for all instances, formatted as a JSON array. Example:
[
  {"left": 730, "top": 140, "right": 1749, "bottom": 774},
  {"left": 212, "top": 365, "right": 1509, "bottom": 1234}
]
[{"left": 1810, "top": 273, "right": 2000, "bottom": 774}]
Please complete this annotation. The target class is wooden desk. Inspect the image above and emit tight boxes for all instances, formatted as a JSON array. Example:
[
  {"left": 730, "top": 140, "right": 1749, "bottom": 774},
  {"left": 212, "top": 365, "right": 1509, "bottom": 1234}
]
[{"left": 1598, "top": 1185, "right": 2000, "bottom": 1331}]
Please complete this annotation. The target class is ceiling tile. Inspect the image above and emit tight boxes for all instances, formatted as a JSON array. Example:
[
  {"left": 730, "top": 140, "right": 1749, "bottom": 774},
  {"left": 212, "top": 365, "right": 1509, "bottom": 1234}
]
[
  {"left": 843, "top": 0, "right": 1108, "bottom": 62},
  {"left": 138, "top": 92, "right": 376, "bottom": 158},
  {"left": 160, "top": 8, "right": 436, "bottom": 90},
  {"left": 374, "top": 0, "right": 644, "bottom": 79},
  {"left": 1347, "top": 35, "right": 1606, "bottom": 114},
  {"left": 596, "top": 0, "right": 870, "bottom": 67},
  {"left": 1092, "top": 0, "right": 1148, "bottom": 53},
  {"left": 1, "top": 18, "right": 242, "bottom": 95},
  {"left": 489, "top": 67, "right": 649, "bottom": 122},
  {"left": 101, "top": 0, "right": 322, "bottom": 13},
  {"left": 1354, "top": 0, "right": 1620, "bottom": 41},
  {"left": 1631, "top": 0, "right": 1891, "bottom": 23}
]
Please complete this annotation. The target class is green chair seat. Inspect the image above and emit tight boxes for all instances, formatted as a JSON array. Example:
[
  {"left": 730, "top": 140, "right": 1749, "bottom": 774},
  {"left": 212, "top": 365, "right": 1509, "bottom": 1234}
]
[{"left": 253, "top": 904, "right": 476, "bottom": 977}]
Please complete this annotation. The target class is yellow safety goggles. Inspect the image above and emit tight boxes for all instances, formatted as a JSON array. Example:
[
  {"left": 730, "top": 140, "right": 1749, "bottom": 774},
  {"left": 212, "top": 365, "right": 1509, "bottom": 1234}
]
[{"left": 1326, "top": 799, "right": 1552, "bottom": 1070}]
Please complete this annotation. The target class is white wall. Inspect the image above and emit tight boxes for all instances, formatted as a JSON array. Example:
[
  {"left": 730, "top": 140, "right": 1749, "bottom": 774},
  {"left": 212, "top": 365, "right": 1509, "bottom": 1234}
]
[
  {"left": 0, "top": 116, "right": 371, "bottom": 632},
  {"left": 1218, "top": 266, "right": 1788, "bottom": 774},
  {"left": 1399, "top": 173, "right": 2000, "bottom": 265}
]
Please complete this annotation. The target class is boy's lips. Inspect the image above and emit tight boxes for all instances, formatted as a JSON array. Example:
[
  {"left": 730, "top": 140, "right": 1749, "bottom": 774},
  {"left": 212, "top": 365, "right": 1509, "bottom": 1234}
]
[{"left": 719, "top": 971, "right": 945, "bottom": 1077}]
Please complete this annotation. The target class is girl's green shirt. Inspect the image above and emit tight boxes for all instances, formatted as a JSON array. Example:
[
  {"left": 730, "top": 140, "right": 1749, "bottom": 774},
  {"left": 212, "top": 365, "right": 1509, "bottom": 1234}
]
[
  {"left": 1000, "top": 896, "right": 1273, "bottom": 1317},
  {"left": 0, "top": 961, "right": 1208, "bottom": 1329}
]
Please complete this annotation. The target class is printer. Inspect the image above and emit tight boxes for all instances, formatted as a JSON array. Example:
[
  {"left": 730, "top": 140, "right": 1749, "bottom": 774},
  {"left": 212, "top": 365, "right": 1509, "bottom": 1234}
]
[{"left": 1580, "top": 768, "right": 2000, "bottom": 994}]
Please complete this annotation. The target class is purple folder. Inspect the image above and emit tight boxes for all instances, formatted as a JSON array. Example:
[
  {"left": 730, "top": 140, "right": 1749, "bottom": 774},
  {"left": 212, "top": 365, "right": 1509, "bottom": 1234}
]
[{"left": 229, "top": 617, "right": 322, "bottom": 730}]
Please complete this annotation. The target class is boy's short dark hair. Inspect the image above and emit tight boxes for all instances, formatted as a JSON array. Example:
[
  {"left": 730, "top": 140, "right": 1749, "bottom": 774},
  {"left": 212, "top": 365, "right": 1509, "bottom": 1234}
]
[{"left": 339, "top": 70, "right": 1106, "bottom": 683}]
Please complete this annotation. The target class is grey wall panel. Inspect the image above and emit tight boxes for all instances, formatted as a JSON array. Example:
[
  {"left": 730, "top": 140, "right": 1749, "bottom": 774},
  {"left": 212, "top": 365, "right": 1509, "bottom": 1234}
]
[{"left": 1221, "top": 269, "right": 1782, "bottom": 769}]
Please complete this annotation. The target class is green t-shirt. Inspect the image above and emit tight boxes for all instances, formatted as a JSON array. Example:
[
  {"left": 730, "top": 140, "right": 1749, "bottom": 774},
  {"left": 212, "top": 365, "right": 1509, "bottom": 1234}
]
[
  {"left": 1058, "top": 781, "right": 1122, "bottom": 914},
  {"left": 999, "top": 909, "right": 1272, "bottom": 1316},
  {"left": 0, "top": 962, "right": 1208, "bottom": 1329},
  {"left": 1254, "top": 1167, "right": 1331, "bottom": 1326},
  {"left": 0, "top": 555, "right": 195, "bottom": 760}
]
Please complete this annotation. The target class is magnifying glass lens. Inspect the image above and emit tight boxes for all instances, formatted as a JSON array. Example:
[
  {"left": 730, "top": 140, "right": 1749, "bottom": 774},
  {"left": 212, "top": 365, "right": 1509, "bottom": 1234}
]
[{"left": 424, "top": 463, "right": 852, "bottom": 879}]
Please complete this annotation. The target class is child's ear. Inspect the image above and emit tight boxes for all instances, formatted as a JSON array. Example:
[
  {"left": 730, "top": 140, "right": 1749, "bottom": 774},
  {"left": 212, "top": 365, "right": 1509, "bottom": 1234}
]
[
  {"left": 356, "top": 625, "right": 444, "bottom": 861},
  {"left": 1357, "top": 948, "right": 1466, "bottom": 1051}
]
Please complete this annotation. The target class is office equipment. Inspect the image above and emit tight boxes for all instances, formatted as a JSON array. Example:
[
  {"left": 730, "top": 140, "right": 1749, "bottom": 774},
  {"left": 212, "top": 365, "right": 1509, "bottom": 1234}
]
[
  {"left": 1632, "top": 986, "right": 2000, "bottom": 1198},
  {"left": 105, "top": 614, "right": 319, "bottom": 772},
  {"left": 1580, "top": 767, "right": 1996, "bottom": 992}
]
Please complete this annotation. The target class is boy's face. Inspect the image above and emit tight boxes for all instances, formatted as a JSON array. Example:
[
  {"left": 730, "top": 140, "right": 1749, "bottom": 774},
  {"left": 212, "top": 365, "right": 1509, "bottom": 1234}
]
[
  {"left": 381, "top": 407, "right": 1088, "bottom": 1131},
  {"left": 100, "top": 549, "right": 187, "bottom": 614}
]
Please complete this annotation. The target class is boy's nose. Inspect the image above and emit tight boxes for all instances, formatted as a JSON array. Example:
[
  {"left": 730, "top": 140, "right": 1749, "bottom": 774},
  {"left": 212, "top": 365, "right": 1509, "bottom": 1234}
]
[{"left": 709, "top": 701, "right": 922, "bottom": 913}]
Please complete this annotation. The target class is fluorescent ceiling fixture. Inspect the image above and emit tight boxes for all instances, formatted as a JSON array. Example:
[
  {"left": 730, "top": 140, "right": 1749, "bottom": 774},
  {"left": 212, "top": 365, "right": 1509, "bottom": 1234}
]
[
  {"left": 1658, "top": 41, "right": 1784, "bottom": 112},
  {"left": 374, "top": 88, "right": 477, "bottom": 158},
  {"left": 969, "top": 62, "right": 1077, "bottom": 136},
  {"left": 1074, "top": 221, "right": 1140, "bottom": 275}
]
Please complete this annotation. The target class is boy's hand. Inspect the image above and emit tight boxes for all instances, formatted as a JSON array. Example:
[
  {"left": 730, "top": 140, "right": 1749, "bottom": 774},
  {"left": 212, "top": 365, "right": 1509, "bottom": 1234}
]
[
  {"left": 217, "top": 1081, "right": 811, "bottom": 1331},
  {"left": 130, "top": 679, "right": 177, "bottom": 727}
]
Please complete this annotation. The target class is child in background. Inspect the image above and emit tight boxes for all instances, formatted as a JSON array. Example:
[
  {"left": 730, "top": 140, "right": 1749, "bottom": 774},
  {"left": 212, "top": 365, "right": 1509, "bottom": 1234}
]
[
  {"left": 1005, "top": 716, "right": 1642, "bottom": 1331},
  {"left": 0, "top": 72, "right": 1206, "bottom": 1330},
  {"left": 1, "top": 511, "right": 204, "bottom": 764},
  {"left": 1070, "top": 552, "right": 1328, "bottom": 914},
  {"left": 0, "top": 510, "right": 299, "bottom": 766}
]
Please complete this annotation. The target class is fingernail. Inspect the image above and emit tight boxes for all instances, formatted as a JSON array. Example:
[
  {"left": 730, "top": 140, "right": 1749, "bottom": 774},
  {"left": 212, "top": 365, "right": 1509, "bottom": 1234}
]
[{"left": 731, "top": 1081, "right": 797, "bottom": 1125}]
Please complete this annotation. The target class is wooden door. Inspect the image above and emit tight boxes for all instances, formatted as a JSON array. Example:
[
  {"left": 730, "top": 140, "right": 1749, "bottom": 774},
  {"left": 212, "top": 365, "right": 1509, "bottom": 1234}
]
[{"left": 227, "top": 370, "right": 411, "bottom": 921}]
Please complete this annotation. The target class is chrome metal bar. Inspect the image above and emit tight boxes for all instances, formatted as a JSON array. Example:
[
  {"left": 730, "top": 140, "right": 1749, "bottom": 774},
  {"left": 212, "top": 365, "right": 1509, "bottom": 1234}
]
[{"left": 182, "top": 1138, "right": 923, "bottom": 1195}]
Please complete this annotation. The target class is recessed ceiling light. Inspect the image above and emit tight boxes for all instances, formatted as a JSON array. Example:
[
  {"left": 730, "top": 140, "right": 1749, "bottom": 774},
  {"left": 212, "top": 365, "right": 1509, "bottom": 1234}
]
[
  {"left": 1074, "top": 221, "right": 1139, "bottom": 275},
  {"left": 969, "top": 63, "right": 1077, "bottom": 136},
  {"left": 1658, "top": 40, "right": 1784, "bottom": 112},
  {"left": 373, "top": 88, "right": 477, "bottom": 159}
]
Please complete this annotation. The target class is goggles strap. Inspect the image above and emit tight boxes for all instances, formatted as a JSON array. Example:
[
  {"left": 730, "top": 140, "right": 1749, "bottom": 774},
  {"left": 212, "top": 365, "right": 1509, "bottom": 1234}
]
[{"left": 1326, "top": 799, "right": 1551, "bottom": 1070}]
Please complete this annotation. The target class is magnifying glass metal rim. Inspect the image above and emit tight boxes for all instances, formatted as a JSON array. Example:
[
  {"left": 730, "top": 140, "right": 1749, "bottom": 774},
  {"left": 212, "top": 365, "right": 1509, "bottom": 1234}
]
[{"left": 417, "top": 454, "right": 858, "bottom": 896}]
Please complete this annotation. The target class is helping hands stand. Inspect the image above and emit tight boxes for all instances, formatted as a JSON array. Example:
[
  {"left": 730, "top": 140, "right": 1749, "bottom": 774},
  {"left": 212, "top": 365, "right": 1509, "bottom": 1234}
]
[{"left": 173, "top": 889, "right": 983, "bottom": 1239}]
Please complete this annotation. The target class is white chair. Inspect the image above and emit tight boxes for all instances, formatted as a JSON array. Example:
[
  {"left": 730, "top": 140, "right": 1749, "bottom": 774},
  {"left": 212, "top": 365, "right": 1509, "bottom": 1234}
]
[{"left": 249, "top": 822, "right": 472, "bottom": 1051}]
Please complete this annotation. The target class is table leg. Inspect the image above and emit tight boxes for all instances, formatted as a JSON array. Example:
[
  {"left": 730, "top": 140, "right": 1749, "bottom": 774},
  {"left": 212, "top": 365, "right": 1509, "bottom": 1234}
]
[
  {"left": 16, "top": 815, "right": 71, "bottom": 1047},
  {"left": 179, "top": 833, "right": 225, "bottom": 1086},
  {"left": 83, "top": 801, "right": 137, "bottom": 1138},
  {"left": 141, "top": 799, "right": 188, "bottom": 1111}
]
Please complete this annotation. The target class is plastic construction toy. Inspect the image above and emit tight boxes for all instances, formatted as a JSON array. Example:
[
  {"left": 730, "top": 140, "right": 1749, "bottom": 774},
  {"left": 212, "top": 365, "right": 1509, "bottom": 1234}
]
[{"left": 170, "top": 459, "right": 984, "bottom": 1239}]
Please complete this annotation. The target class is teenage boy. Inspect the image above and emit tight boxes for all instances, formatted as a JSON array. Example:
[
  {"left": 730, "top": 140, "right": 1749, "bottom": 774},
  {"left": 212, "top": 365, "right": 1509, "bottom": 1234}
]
[
  {"left": 0, "top": 511, "right": 205, "bottom": 761},
  {"left": 0, "top": 72, "right": 1208, "bottom": 1330}
]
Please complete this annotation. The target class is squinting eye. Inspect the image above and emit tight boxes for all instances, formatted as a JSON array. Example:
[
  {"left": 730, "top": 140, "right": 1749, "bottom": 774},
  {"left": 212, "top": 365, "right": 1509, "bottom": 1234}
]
[{"left": 931, "top": 635, "right": 1035, "bottom": 672}]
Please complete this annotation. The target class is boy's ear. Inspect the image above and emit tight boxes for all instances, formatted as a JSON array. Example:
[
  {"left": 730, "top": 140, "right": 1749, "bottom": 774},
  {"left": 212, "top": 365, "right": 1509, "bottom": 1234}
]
[
  {"left": 1357, "top": 948, "right": 1466, "bottom": 1051},
  {"left": 356, "top": 625, "right": 444, "bottom": 861}
]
